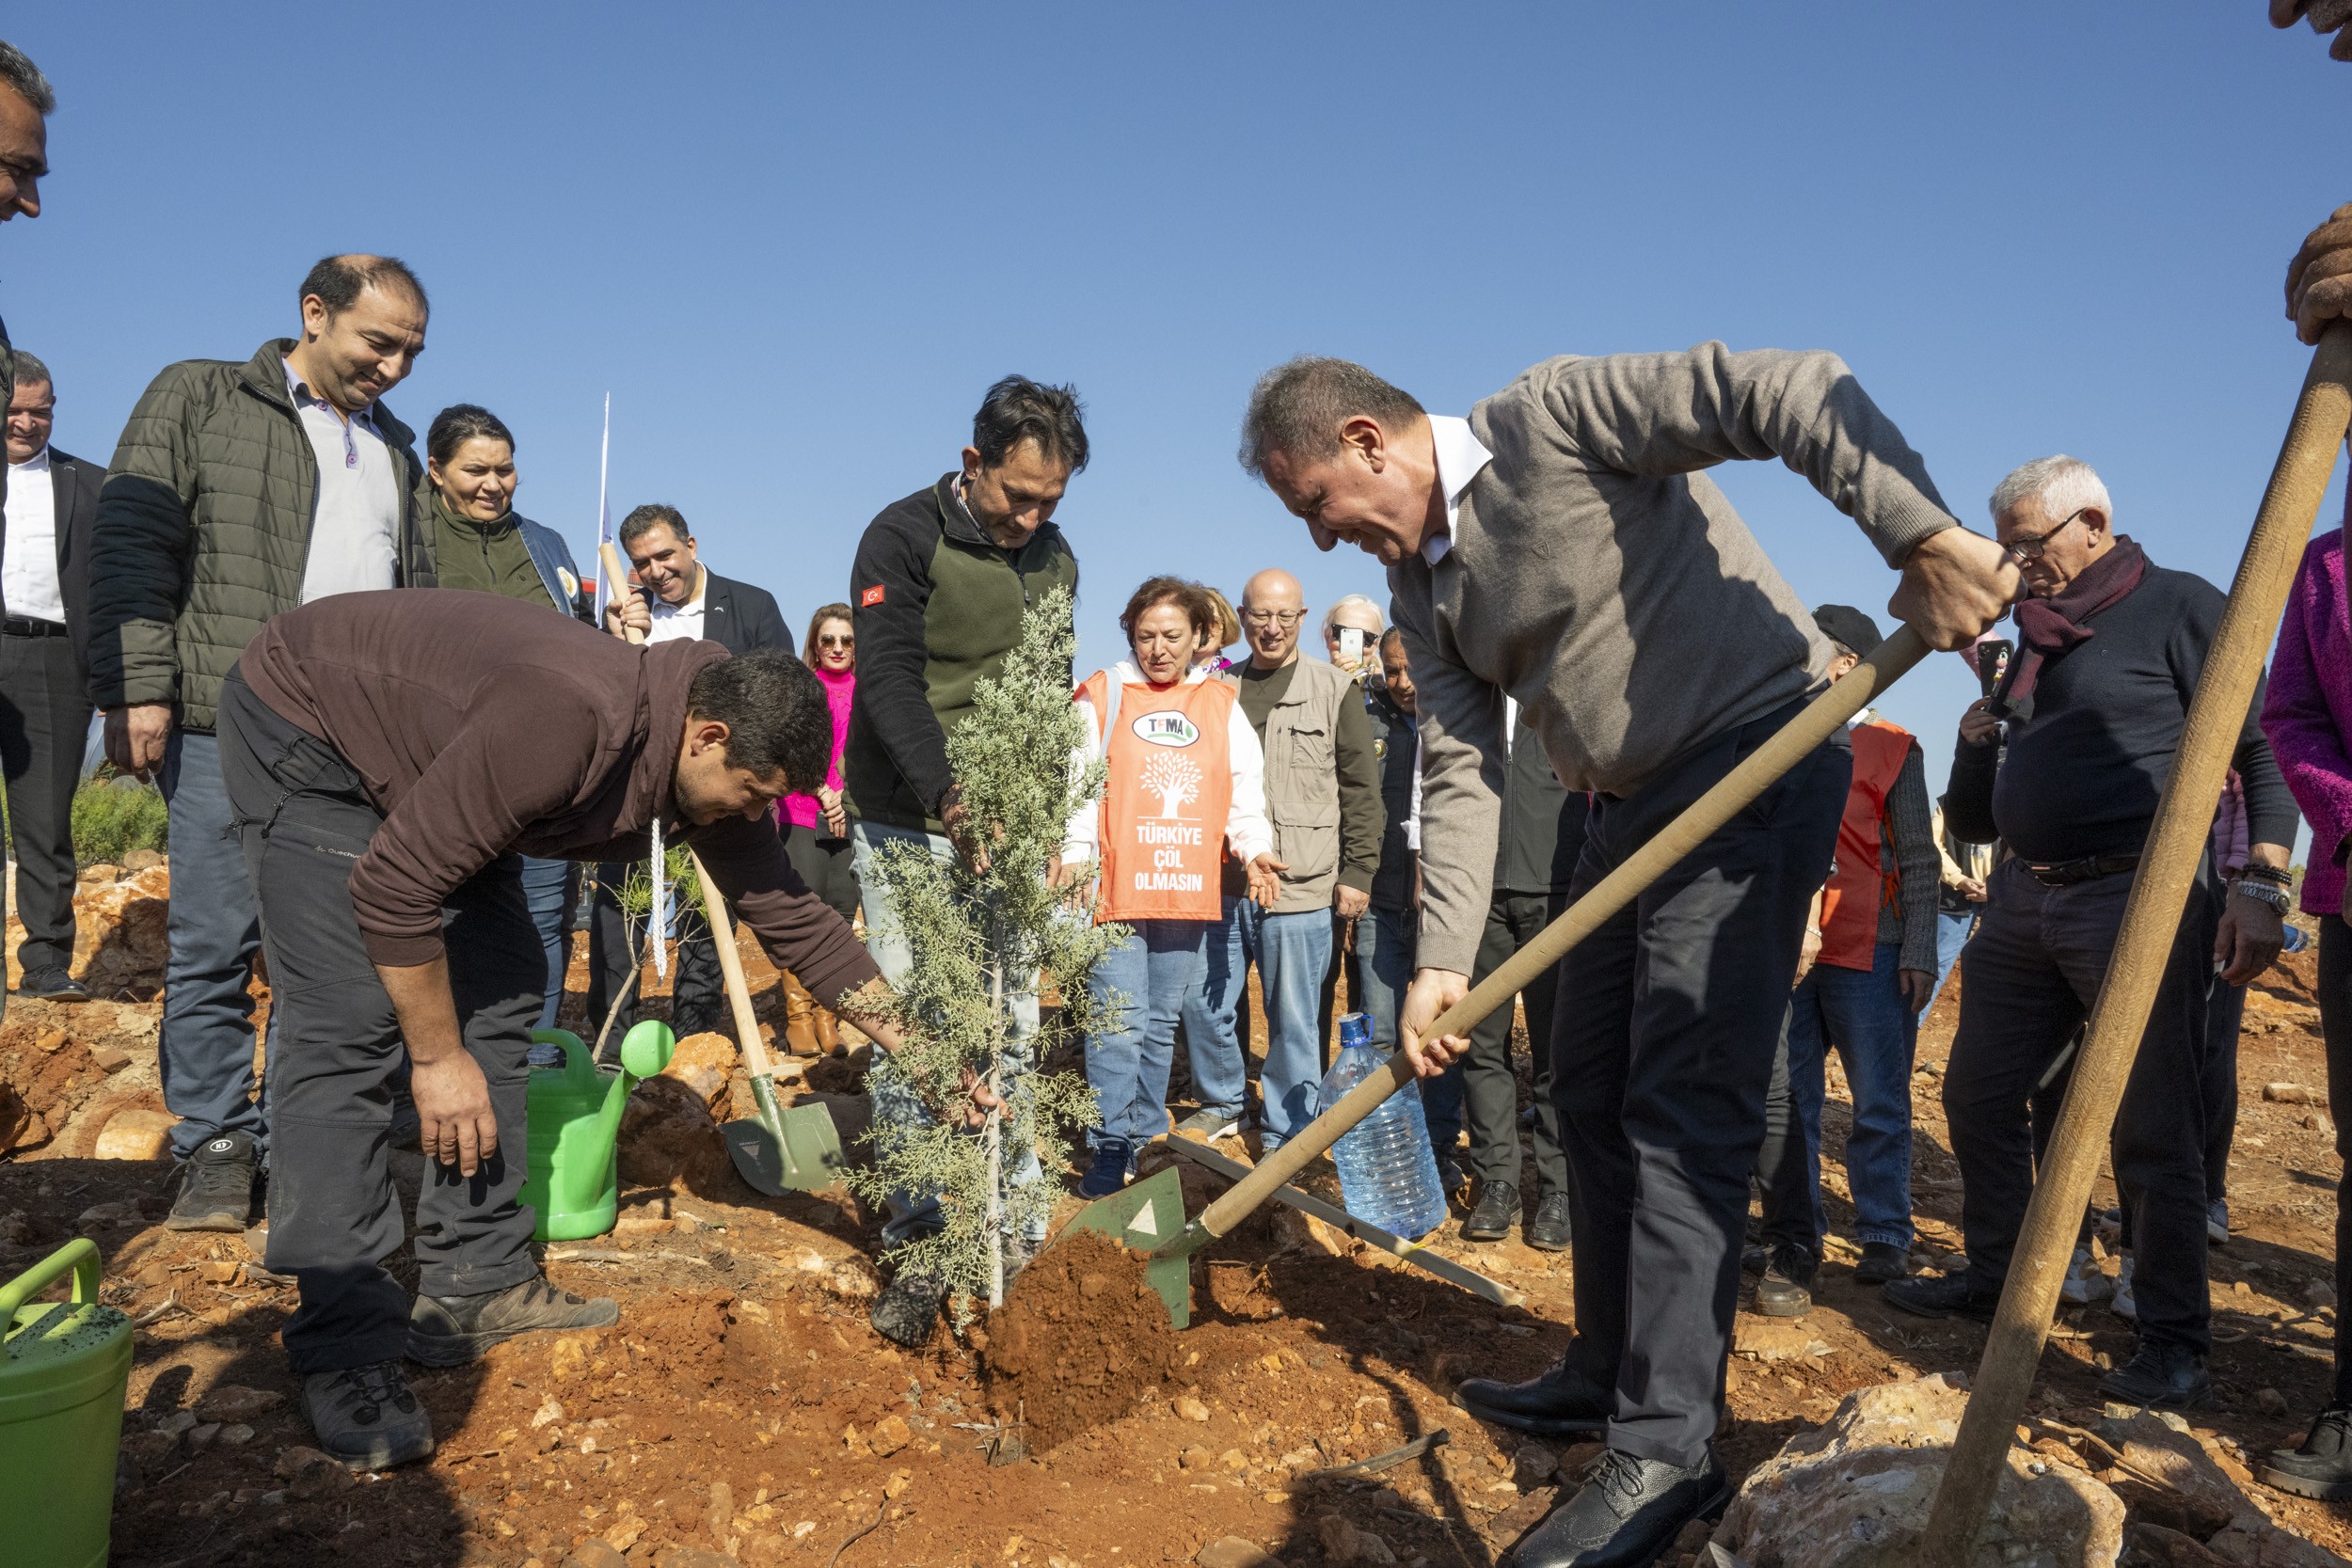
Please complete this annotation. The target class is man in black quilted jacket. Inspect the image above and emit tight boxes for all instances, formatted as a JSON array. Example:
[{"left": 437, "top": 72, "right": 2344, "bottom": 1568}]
[{"left": 87, "top": 254, "right": 437, "bottom": 1230}]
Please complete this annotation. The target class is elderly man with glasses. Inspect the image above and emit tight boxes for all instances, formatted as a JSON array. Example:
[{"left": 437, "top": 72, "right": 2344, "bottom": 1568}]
[
  {"left": 1886, "top": 455, "right": 2298, "bottom": 1418},
  {"left": 1180, "top": 567, "right": 1385, "bottom": 1148}
]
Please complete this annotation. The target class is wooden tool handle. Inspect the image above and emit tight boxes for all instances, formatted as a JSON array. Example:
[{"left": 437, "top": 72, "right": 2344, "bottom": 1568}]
[
  {"left": 688, "top": 848, "right": 776, "bottom": 1082},
  {"left": 1191, "top": 624, "right": 1930, "bottom": 1242},
  {"left": 1919, "top": 321, "right": 2352, "bottom": 1567},
  {"left": 599, "top": 543, "right": 644, "bottom": 645}
]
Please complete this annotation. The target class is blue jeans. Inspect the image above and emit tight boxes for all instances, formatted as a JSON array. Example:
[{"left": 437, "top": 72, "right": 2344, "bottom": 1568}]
[
  {"left": 1928, "top": 906, "right": 1978, "bottom": 1012},
  {"left": 1353, "top": 907, "right": 1415, "bottom": 1051},
  {"left": 159, "top": 728, "right": 267, "bottom": 1161},
  {"left": 1774, "top": 942, "right": 1919, "bottom": 1250},
  {"left": 1184, "top": 897, "right": 1333, "bottom": 1146},
  {"left": 850, "top": 819, "right": 1043, "bottom": 1249},
  {"left": 520, "top": 855, "right": 576, "bottom": 1030},
  {"left": 1086, "top": 920, "right": 1209, "bottom": 1148}
]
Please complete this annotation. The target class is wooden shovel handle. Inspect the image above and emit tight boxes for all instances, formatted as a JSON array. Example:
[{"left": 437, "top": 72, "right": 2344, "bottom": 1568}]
[
  {"left": 599, "top": 543, "right": 644, "bottom": 645},
  {"left": 1191, "top": 624, "right": 1931, "bottom": 1242},
  {"left": 688, "top": 848, "right": 776, "bottom": 1083}
]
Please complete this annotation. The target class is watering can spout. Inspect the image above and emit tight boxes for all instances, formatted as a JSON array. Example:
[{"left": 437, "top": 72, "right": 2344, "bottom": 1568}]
[{"left": 595, "top": 1020, "right": 677, "bottom": 1148}]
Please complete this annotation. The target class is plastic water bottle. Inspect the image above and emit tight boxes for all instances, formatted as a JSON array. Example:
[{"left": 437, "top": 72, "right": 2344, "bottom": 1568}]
[
  {"left": 2284, "top": 924, "right": 2311, "bottom": 955},
  {"left": 1316, "top": 1013, "right": 1450, "bottom": 1240}
]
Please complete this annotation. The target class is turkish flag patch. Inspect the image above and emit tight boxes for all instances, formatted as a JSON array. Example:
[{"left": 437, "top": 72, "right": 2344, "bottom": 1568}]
[{"left": 861, "top": 585, "right": 885, "bottom": 608}]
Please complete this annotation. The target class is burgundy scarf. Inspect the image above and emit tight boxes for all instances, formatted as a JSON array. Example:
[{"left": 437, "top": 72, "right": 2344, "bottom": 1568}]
[{"left": 1995, "top": 534, "right": 2148, "bottom": 710}]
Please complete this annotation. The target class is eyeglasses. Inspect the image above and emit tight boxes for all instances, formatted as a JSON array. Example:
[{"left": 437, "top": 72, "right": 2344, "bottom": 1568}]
[
  {"left": 2004, "top": 508, "right": 2088, "bottom": 563},
  {"left": 1240, "top": 610, "right": 1304, "bottom": 628},
  {"left": 818, "top": 634, "right": 852, "bottom": 648}
]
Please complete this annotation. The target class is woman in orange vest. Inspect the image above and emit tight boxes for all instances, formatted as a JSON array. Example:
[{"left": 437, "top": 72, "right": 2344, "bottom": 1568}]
[{"left": 1057, "top": 577, "right": 1283, "bottom": 1197}]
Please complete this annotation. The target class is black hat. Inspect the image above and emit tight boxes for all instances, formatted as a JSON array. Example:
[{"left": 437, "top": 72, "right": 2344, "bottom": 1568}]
[{"left": 1812, "top": 604, "right": 1883, "bottom": 659}]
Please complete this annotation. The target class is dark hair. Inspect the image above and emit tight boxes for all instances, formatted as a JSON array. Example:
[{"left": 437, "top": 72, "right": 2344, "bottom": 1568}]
[
  {"left": 803, "top": 602, "right": 853, "bottom": 669},
  {"left": 297, "top": 254, "right": 429, "bottom": 319},
  {"left": 8, "top": 348, "right": 51, "bottom": 391},
  {"left": 1119, "top": 575, "right": 1216, "bottom": 645},
  {"left": 0, "top": 39, "right": 55, "bottom": 117},
  {"left": 1377, "top": 626, "right": 1408, "bottom": 657},
  {"left": 972, "top": 375, "right": 1089, "bottom": 473},
  {"left": 686, "top": 648, "right": 832, "bottom": 788},
  {"left": 619, "top": 503, "right": 690, "bottom": 548},
  {"left": 426, "top": 404, "right": 515, "bottom": 467},
  {"left": 1239, "top": 356, "right": 1424, "bottom": 480}
]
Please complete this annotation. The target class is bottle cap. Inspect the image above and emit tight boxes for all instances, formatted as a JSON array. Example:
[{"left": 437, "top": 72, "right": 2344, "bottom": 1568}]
[{"left": 1338, "top": 1012, "right": 1372, "bottom": 1052}]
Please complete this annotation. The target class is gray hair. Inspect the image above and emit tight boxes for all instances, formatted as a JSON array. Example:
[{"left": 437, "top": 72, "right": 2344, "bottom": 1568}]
[
  {"left": 9, "top": 349, "right": 50, "bottom": 390},
  {"left": 1239, "top": 356, "right": 1424, "bottom": 480},
  {"left": 1988, "top": 454, "right": 2112, "bottom": 527},
  {"left": 1323, "top": 594, "right": 1385, "bottom": 638},
  {"left": 0, "top": 40, "right": 55, "bottom": 117}
]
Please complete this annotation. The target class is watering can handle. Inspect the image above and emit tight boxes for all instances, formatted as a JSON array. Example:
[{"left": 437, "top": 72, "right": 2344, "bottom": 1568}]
[{"left": 0, "top": 1238, "right": 101, "bottom": 1320}]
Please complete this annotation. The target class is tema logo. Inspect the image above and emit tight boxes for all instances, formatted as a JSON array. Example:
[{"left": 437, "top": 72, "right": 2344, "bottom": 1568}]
[{"left": 1131, "top": 713, "right": 1200, "bottom": 748}]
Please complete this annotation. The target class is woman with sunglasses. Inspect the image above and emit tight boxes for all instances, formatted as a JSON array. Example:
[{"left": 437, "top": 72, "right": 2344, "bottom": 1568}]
[{"left": 776, "top": 605, "right": 860, "bottom": 1050}]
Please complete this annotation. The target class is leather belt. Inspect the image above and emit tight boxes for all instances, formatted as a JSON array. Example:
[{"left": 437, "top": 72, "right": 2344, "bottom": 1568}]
[
  {"left": 2, "top": 616, "right": 67, "bottom": 638},
  {"left": 2024, "top": 852, "right": 2139, "bottom": 888}
]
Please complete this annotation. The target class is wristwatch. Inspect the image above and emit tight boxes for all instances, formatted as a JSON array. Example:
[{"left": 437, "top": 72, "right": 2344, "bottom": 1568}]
[{"left": 2233, "top": 879, "right": 2291, "bottom": 913}]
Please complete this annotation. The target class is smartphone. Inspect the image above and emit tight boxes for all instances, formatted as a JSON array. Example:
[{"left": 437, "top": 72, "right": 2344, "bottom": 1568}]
[
  {"left": 1338, "top": 626, "right": 1365, "bottom": 668},
  {"left": 1977, "top": 638, "right": 2014, "bottom": 699}
]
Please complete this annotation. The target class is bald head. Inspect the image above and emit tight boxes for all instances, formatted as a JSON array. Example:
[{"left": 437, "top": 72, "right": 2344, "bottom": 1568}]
[
  {"left": 288, "top": 252, "right": 429, "bottom": 417},
  {"left": 1240, "top": 569, "right": 1306, "bottom": 670}
]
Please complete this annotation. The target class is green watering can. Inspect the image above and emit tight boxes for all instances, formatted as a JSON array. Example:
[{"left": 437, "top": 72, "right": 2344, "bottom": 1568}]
[
  {"left": 2, "top": 1239, "right": 133, "bottom": 1568},
  {"left": 521, "top": 1023, "right": 675, "bottom": 1242}
]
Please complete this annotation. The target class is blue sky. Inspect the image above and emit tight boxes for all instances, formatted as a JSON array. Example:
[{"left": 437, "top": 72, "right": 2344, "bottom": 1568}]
[{"left": 5, "top": 5, "right": 2345, "bottom": 816}]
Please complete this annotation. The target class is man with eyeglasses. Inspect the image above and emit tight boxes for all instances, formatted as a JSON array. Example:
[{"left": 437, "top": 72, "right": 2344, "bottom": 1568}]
[
  {"left": 1890, "top": 455, "right": 2295, "bottom": 1420},
  {"left": 0, "top": 37, "right": 54, "bottom": 645},
  {"left": 1181, "top": 567, "right": 1384, "bottom": 1151}
]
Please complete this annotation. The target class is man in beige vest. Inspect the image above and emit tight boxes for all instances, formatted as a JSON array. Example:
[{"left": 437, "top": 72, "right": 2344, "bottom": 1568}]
[{"left": 1180, "top": 568, "right": 1385, "bottom": 1149}]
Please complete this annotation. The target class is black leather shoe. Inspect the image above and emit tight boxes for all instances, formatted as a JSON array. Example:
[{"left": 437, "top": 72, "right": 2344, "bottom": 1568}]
[
  {"left": 1526, "top": 1194, "right": 1573, "bottom": 1252},
  {"left": 1753, "top": 1243, "right": 1815, "bottom": 1318},
  {"left": 1454, "top": 1349, "right": 1612, "bottom": 1436},
  {"left": 1464, "top": 1182, "right": 1520, "bottom": 1243},
  {"left": 2098, "top": 1341, "right": 2211, "bottom": 1411},
  {"left": 1512, "top": 1447, "right": 1728, "bottom": 1568},
  {"left": 1740, "top": 1243, "right": 1769, "bottom": 1276},
  {"left": 2264, "top": 1405, "right": 2352, "bottom": 1501},
  {"left": 17, "top": 965, "right": 87, "bottom": 1002},
  {"left": 1853, "top": 1242, "right": 1910, "bottom": 1285},
  {"left": 1883, "top": 1271, "right": 1997, "bottom": 1323}
]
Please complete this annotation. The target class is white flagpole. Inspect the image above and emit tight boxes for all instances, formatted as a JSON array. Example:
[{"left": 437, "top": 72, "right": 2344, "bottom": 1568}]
[{"left": 592, "top": 392, "right": 613, "bottom": 622}]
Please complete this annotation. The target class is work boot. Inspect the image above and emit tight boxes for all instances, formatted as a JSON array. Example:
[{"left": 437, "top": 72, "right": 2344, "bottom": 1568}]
[
  {"left": 1853, "top": 1242, "right": 1911, "bottom": 1286},
  {"left": 2264, "top": 1405, "right": 2352, "bottom": 1501},
  {"left": 406, "top": 1276, "right": 619, "bottom": 1367},
  {"left": 782, "top": 973, "right": 821, "bottom": 1055},
  {"left": 1512, "top": 1447, "right": 1729, "bottom": 1568},
  {"left": 1883, "top": 1270, "right": 1998, "bottom": 1323},
  {"left": 1753, "top": 1243, "right": 1815, "bottom": 1318},
  {"left": 2098, "top": 1342, "right": 2211, "bottom": 1411},
  {"left": 17, "top": 965, "right": 87, "bottom": 1002},
  {"left": 1525, "top": 1194, "right": 1573, "bottom": 1253},
  {"left": 870, "top": 1270, "right": 946, "bottom": 1348},
  {"left": 301, "top": 1360, "right": 434, "bottom": 1471},
  {"left": 166, "top": 1131, "right": 258, "bottom": 1232},
  {"left": 1463, "top": 1182, "right": 1519, "bottom": 1243},
  {"left": 1453, "top": 1346, "right": 1612, "bottom": 1436},
  {"left": 1077, "top": 1138, "right": 1134, "bottom": 1199}
]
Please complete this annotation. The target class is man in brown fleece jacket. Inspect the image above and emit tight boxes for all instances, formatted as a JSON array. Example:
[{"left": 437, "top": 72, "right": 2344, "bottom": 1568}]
[{"left": 222, "top": 588, "right": 955, "bottom": 1472}]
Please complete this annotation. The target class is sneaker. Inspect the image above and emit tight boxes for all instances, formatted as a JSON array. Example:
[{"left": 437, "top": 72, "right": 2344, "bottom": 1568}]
[
  {"left": 869, "top": 1270, "right": 946, "bottom": 1348},
  {"left": 405, "top": 1275, "right": 619, "bottom": 1367},
  {"left": 17, "top": 965, "right": 87, "bottom": 1002},
  {"left": 1463, "top": 1182, "right": 1520, "bottom": 1243},
  {"left": 166, "top": 1132, "right": 258, "bottom": 1232},
  {"left": 1753, "top": 1243, "right": 1816, "bottom": 1318},
  {"left": 1853, "top": 1243, "right": 1910, "bottom": 1286},
  {"left": 2060, "top": 1244, "right": 2105, "bottom": 1306},
  {"left": 1077, "top": 1138, "right": 1134, "bottom": 1199},
  {"left": 1172, "top": 1108, "right": 1241, "bottom": 1142},
  {"left": 2264, "top": 1405, "right": 2352, "bottom": 1501},
  {"left": 1883, "top": 1271, "right": 1998, "bottom": 1323},
  {"left": 302, "top": 1360, "right": 434, "bottom": 1471},
  {"left": 2098, "top": 1341, "right": 2211, "bottom": 1411},
  {"left": 2111, "top": 1257, "right": 2137, "bottom": 1322},
  {"left": 2208, "top": 1199, "right": 2231, "bottom": 1247}
]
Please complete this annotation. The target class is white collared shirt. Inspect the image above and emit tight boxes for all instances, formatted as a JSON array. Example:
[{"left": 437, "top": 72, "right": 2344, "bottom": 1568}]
[
  {"left": 645, "top": 566, "right": 709, "bottom": 643},
  {"left": 1420, "top": 414, "right": 1494, "bottom": 566},
  {"left": 284, "top": 360, "right": 400, "bottom": 603},
  {"left": 2, "top": 445, "right": 64, "bottom": 625}
]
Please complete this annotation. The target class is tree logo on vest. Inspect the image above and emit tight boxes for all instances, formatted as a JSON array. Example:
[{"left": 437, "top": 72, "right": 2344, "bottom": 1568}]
[
  {"left": 1130, "top": 712, "right": 1200, "bottom": 748},
  {"left": 1137, "top": 752, "right": 1202, "bottom": 821}
]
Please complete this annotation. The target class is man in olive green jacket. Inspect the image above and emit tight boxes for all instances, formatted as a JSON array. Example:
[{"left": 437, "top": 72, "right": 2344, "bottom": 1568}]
[{"left": 87, "top": 254, "right": 434, "bottom": 1227}]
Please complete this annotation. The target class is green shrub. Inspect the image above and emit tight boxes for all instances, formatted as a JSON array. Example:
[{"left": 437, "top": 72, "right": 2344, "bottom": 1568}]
[{"left": 72, "top": 775, "right": 169, "bottom": 864}]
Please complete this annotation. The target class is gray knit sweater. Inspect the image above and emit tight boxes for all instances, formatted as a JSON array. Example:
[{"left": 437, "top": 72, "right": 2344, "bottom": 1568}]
[{"left": 1391, "top": 343, "right": 1961, "bottom": 976}]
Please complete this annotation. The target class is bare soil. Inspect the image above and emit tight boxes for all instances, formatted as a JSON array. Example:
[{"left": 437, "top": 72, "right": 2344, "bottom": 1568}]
[{"left": 3, "top": 872, "right": 2348, "bottom": 1567}]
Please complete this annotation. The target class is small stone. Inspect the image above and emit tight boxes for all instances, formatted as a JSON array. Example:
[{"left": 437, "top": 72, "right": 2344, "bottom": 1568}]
[
  {"left": 563, "top": 1543, "right": 627, "bottom": 1568},
  {"left": 1197, "top": 1538, "right": 1279, "bottom": 1568},
  {"left": 869, "top": 1414, "right": 912, "bottom": 1457},
  {"left": 161, "top": 1410, "right": 199, "bottom": 1435},
  {"left": 1221, "top": 1447, "right": 1249, "bottom": 1471},
  {"left": 705, "top": 1480, "right": 734, "bottom": 1541},
  {"left": 612, "top": 1212, "right": 673, "bottom": 1237},
  {"left": 2308, "top": 1112, "right": 2336, "bottom": 1134},
  {"left": 1511, "top": 1442, "right": 1558, "bottom": 1488},
  {"left": 1174, "top": 1396, "right": 1211, "bottom": 1422},
  {"left": 2263, "top": 1082, "right": 2327, "bottom": 1105},
  {"left": 218, "top": 1424, "right": 255, "bottom": 1447},
  {"left": 673, "top": 1212, "right": 703, "bottom": 1234},
  {"left": 2257, "top": 1387, "right": 2290, "bottom": 1418},
  {"left": 121, "top": 1429, "right": 181, "bottom": 1468},
  {"left": 2308, "top": 1282, "right": 2340, "bottom": 1308},
  {"left": 186, "top": 1421, "right": 222, "bottom": 1453},
  {"left": 1179, "top": 1446, "right": 1215, "bottom": 1471},
  {"left": 2233, "top": 1280, "right": 2253, "bottom": 1298},
  {"left": 196, "top": 1385, "right": 283, "bottom": 1423},
  {"left": 198, "top": 1259, "right": 238, "bottom": 1283},
  {"left": 273, "top": 1446, "right": 353, "bottom": 1497},
  {"left": 33, "top": 1027, "right": 67, "bottom": 1053},
  {"left": 825, "top": 1259, "right": 881, "bottom": 1302},
  {"left": 95, "top": 1107, "right": 177, "bottom": 1161},
  {"left": 90, "top": 1043, "right": 133, "bottom": 1073}
]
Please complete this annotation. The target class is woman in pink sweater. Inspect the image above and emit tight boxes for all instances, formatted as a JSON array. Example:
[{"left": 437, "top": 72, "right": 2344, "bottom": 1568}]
[{"left": 781, "top": 604, "right": 860, "bottom": 924}]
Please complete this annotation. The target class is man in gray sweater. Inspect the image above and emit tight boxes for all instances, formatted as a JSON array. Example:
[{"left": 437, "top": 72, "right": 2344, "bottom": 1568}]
[{"left": 1239, "top": 345, "right": 2014, "bottom": 1568}]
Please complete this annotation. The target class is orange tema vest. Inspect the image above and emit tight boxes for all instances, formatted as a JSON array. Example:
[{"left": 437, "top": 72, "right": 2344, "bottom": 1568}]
[
  {"left": 1817, "top": 720, "right": 1916, "bottom": 974},
  {"left": 1081, "top": 671, "right": 1236, "bottom": 924}
]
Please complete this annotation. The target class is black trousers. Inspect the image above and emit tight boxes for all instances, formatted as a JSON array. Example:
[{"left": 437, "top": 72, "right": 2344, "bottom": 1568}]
[
  {"left": 219, "top": 674, "right": 542, "bottom": 1375},
  {"left": 1943, "top": 854, "right": 2217, "bottom": 1355},
  {"left": 1548, "top": 703, "right": 1847, "bottom": 1467},
  {"left": 2312, "top": 917, "right": 2352, "bottom": 1404},
  {"left": 1461, "top": 890, "right": 1570, "bottom": 1196},
  {"left": 587, "top": 871, "right": 726, "bottom": 1039},
  {"left": 784, "top": 822, "right": 861, "bottom": 925},
  {"left": 2203, "top": 971, "right": 2248, "bottom": 1203},
  {"left": 0, "top": 630, "right": 90, "bottom": 975}
]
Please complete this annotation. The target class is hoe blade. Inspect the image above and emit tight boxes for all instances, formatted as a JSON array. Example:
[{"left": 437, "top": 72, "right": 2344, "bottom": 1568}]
[
  {"left": 1061, "top": 1166, "right": 1192, "bottom": 1327},
  {"left": 722, "top": 1102, "right": 846, "bottom": 1196}
]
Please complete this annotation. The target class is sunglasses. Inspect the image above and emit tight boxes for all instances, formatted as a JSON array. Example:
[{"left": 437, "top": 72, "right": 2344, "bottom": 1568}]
[{"left": 818, "top": 634, "right": 852, "bottom": 648}]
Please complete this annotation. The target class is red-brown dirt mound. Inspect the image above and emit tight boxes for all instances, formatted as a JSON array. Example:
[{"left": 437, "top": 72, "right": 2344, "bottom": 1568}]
[{"left": 981, "top": 1227, "right": 1182, "bottom": 1452}]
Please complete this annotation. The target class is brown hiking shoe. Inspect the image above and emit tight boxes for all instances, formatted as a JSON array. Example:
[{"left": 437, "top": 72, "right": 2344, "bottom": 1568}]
[{"left": 405, "top": 1275, "right": 618, "bottom": 1367}]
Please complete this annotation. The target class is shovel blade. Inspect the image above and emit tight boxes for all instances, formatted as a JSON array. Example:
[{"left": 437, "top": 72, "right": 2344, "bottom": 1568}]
[
  {"left": 1060, "top": 1166, "right": 1193, "bottom": 1328},
  {"left": 722, "top": 1101, "right": 846, "bottom": 1196}
]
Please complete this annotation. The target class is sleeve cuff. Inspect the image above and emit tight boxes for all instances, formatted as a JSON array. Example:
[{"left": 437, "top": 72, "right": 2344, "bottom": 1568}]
[{"left": 361, "top": 929, "right": 446, "bottom": 968}]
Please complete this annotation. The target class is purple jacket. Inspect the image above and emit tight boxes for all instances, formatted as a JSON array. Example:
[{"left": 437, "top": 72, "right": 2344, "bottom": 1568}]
[{"left": 2262, "top": 515, "right": 2352, "bottom": 913}]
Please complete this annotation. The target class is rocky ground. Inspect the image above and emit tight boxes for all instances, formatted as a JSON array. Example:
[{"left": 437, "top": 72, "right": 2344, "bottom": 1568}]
[{"left": 2, "top": 867, "right": 2350, "bottom": 1567}]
